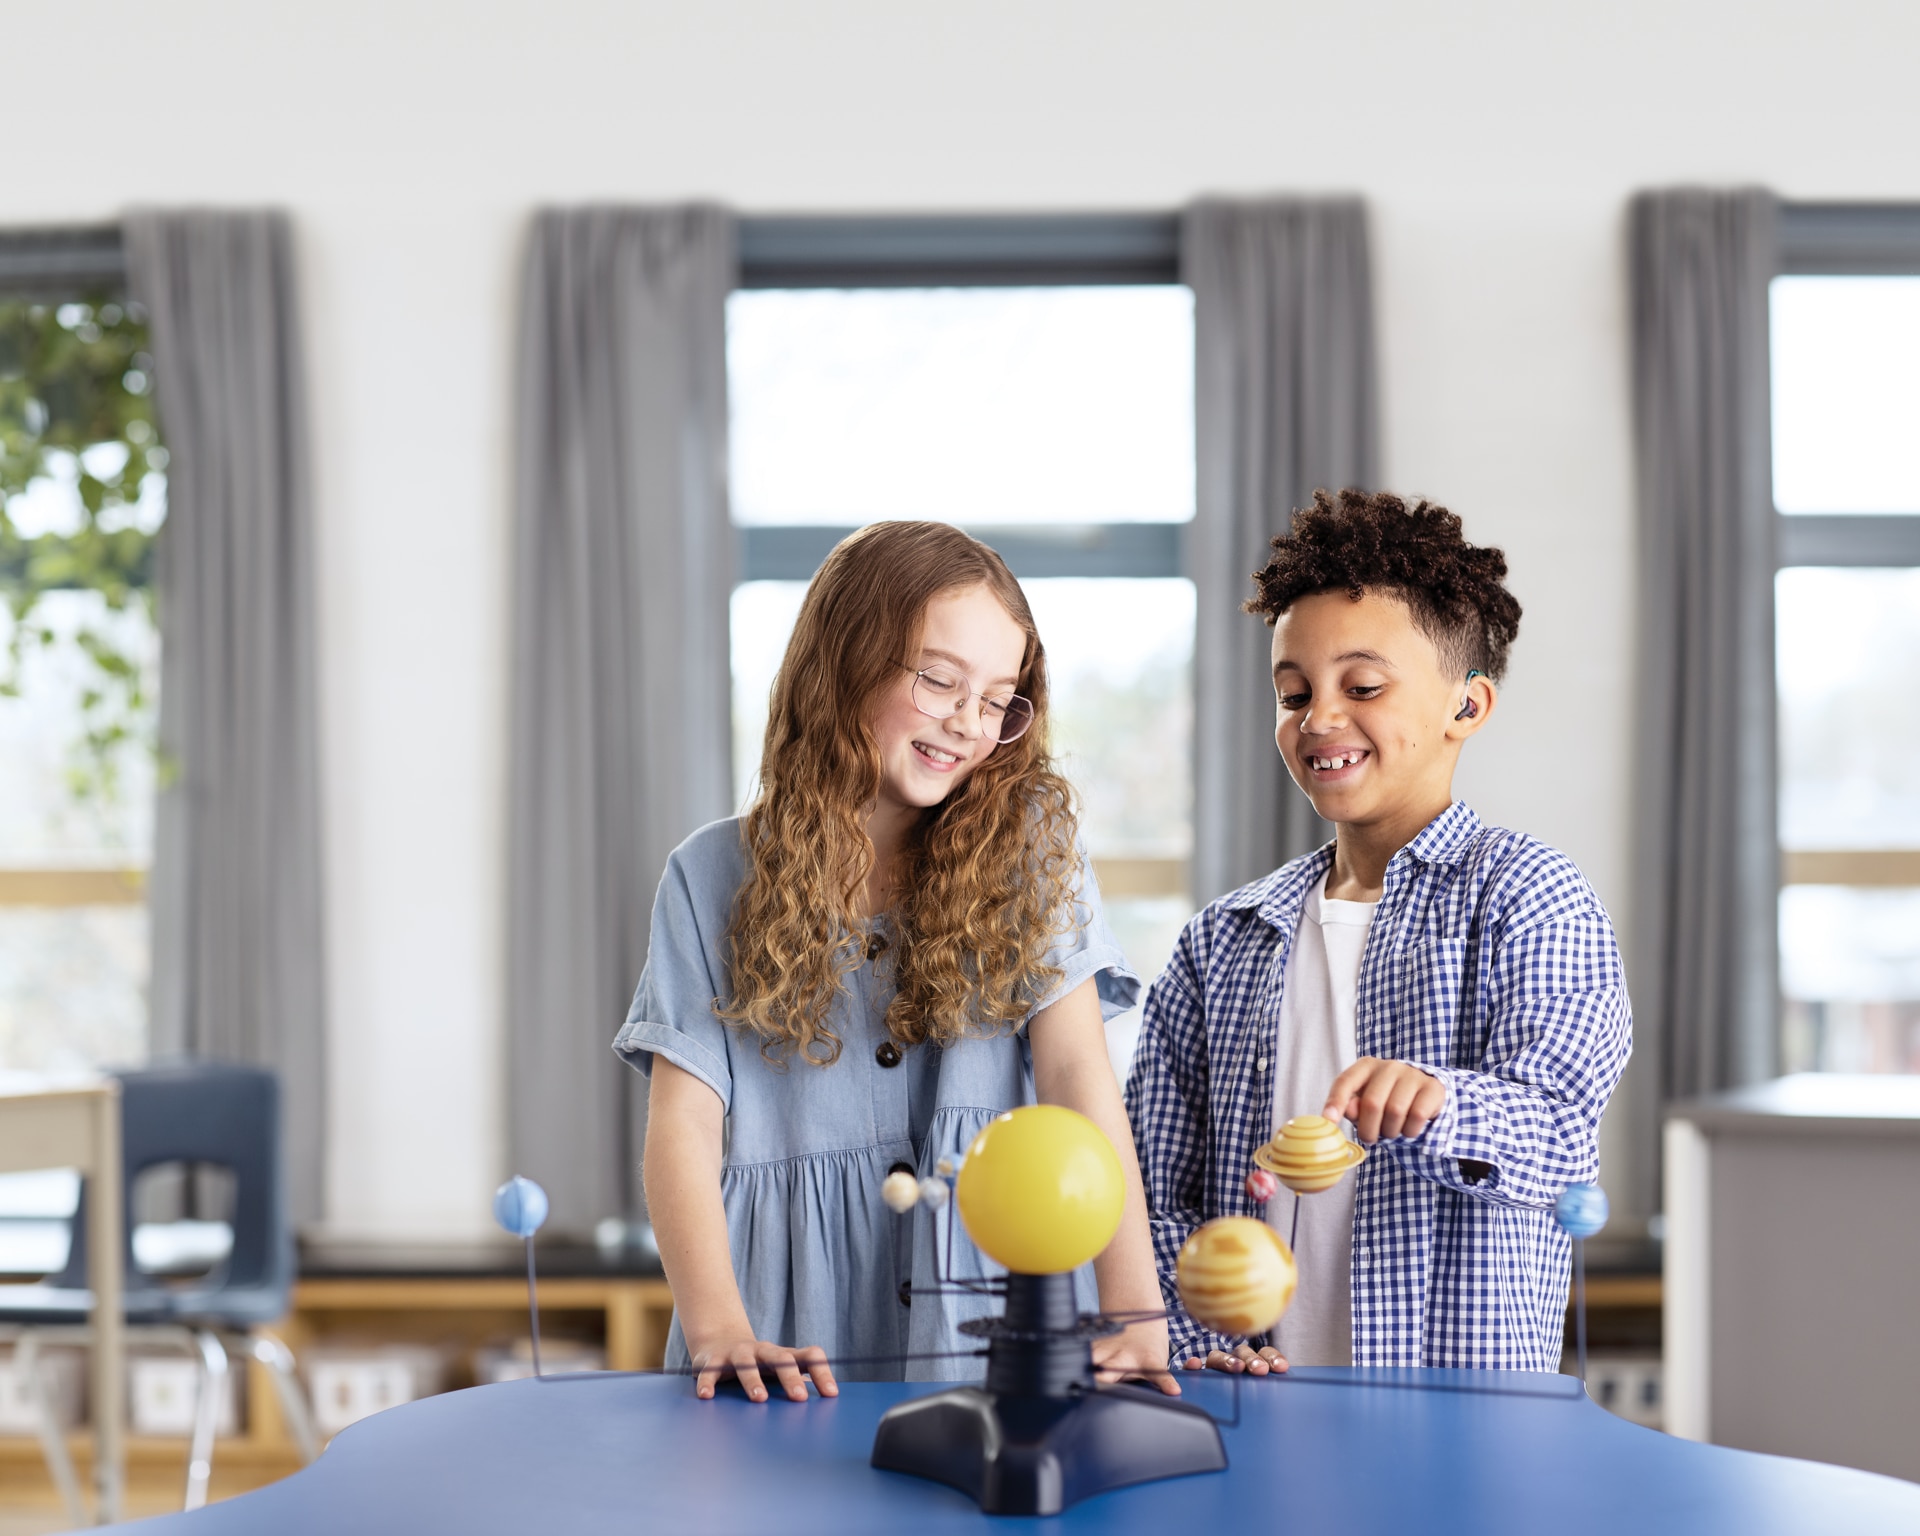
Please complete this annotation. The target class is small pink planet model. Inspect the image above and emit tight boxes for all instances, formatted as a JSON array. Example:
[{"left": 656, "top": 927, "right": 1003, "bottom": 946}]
[{"left": 1244, "top": 1168, "right": 1278, "bottom": 1204}]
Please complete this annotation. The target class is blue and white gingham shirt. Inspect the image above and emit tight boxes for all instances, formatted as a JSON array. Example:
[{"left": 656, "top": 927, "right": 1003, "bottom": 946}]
[{"left": 1125, "top": 802, "right": 1632, "bottom": 1370}]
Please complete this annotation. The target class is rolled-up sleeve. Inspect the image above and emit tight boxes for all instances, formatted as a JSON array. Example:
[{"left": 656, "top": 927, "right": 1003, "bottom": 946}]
[
  {"left": 1026, "top": 846, "right": 1142, "bottom": 1025},
  {"left": 1389, "top": 901, "right": 1632, "bottom": 1209},
  {"left": 613, "top": 851, "right": 734, "bottom": 1113}
]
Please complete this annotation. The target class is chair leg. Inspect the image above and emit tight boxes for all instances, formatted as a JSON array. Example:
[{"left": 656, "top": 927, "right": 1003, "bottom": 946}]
[
  {"left": 15, "top": 1331, "right": 88, "bottom": 1528},
  {"left": 184, "top": 1329, "right": 229, "bottom": 1511},
  {"left": 249, "top": 1328, "right": 320, "bottom": 1463}
]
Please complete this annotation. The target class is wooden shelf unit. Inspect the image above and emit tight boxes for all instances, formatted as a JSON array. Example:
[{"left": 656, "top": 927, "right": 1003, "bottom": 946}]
[{"left": 0, "top": 1274, "right": 675, "bottom": 1516}]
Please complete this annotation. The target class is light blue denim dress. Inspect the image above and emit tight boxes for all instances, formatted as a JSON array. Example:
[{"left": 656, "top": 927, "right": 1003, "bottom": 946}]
[{"left": 614, "top": 817, "right": 1139, "bottom": 1382}]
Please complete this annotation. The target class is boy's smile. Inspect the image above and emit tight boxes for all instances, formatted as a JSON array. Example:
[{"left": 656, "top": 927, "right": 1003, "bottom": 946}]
[{"left": 1270, "top": 589, "right": 1495, "bottom": 886}]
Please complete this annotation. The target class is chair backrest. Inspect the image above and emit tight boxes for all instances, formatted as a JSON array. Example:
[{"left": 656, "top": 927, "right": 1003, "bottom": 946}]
[{"left": 53, "top": 1058, "right": 293, "bottom": 1313}]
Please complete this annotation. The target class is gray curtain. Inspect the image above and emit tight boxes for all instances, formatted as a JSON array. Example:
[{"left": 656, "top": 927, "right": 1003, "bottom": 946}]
[
  {"left": 1184, "top": 198, "right": 1379, "bottom": 902},
  {"left": 1625, "top": 189, "right": 1780, "bottom": 1215},
  {"left": 124, "top": 211, "right": 327, "bottom": 1225},
  {"left": 507, "top": 207, "right": 736, "bottom": 1235}
]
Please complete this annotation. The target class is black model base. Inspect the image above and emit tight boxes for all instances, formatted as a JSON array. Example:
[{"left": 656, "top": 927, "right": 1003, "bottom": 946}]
[
  {"left": 871, "top": 1380, "right": 1227, "bottom": 1515},
  {"left": 869, "top": 1273, "right": 1226, "bottom": 1516}
]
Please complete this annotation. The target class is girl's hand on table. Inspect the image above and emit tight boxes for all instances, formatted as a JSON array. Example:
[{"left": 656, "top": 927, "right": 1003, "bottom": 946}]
[
  {"left": 688, "top": 1338, "right": 838, "bottom": 1403},
  {"left": 1093, "top": 1318, "right": 1181, "bottom": 1396},
  {"left": 1182, "top": 1343, "right": 1288, "bottom": 1376}
]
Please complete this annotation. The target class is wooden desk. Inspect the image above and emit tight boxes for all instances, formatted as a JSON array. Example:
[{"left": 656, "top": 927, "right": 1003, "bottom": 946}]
[{"left": 0, "top": 1075, "right": 123, "bottom": 1522}]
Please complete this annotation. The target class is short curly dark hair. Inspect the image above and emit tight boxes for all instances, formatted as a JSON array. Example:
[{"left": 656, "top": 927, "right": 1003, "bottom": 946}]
[{"left": 1245, "top": 488, "right": 1522, "bottom": 681}]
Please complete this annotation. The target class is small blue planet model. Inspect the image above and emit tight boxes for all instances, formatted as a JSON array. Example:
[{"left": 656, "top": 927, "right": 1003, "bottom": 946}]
[
  {"left": 1555, "top": 1182, "right": 1609, "bottom": 1240},
  {"left": 494, "top": 1175, "right": 550, "bottom": 1238}
]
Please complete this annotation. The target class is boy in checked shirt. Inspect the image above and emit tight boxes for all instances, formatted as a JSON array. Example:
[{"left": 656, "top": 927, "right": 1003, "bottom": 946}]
[{"left": 1128, "top": 489, "right": 1631, "bottom": 1373}]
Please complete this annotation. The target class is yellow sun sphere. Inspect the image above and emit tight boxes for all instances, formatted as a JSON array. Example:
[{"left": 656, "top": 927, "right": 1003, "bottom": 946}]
[
  {"left": 955, "top": 1105, "right": 1125, "bottom": 1275},
  {"left": 1176, "top": 1218, "right": 1299, "bottom": 1337}
]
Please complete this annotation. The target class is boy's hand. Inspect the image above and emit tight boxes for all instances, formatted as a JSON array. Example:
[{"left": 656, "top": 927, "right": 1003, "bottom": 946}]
[
  {"left": 688, "top": 1337, "right": 838, "bottom": 1402},
  {"left": 1324, "top": 1058, "right": 1445, "bottom": 1144},
  {"left": 1181, "top": 1344, "right": 1288, "bottom": 1376}
]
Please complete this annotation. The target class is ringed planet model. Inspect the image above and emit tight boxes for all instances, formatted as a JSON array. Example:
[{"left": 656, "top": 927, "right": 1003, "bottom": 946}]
[{"left": 1252, "top": 1114, "right": 1368, "bottom": 1193}]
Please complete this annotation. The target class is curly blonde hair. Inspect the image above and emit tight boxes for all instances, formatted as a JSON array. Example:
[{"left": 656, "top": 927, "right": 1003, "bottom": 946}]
[{"left": 720, "top": 521, "right": 1080, "bottom": 1064}]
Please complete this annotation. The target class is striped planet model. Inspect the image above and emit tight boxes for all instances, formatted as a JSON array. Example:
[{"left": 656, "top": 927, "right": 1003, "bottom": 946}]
[{"left": 1174, "top": 1217, "right": 1299, "bottom": 1337}]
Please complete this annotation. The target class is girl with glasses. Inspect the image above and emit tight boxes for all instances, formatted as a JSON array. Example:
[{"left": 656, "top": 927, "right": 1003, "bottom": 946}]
[{"left": 616, "top": 520, "right": 1173, "bottom": 1403}]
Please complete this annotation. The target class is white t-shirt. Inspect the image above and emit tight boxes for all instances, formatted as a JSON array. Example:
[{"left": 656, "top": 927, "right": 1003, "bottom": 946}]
[{"left": 1267, "top": 871, "right": 1377, "bottom": 1367}]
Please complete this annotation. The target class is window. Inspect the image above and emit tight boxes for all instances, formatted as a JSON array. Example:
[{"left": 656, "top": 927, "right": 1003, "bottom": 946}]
[
  {"left": 1771, "top": 207, "right": 1920, "bottom": 1075},
  {"left": 725, "top": 217, "right": 1194, "bottom": 1038},
  {"left": 0, "top": 229, "right": 162, "bottom": 1074}
]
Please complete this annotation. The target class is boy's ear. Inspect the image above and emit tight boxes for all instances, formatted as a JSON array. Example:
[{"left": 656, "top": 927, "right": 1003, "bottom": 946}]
[{"left": 1445, "top": 669, "right": 1497, "bottom": 740}]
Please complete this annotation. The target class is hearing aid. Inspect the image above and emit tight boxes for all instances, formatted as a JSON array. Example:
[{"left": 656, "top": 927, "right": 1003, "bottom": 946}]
[{"left": 1453, "top": 669, "right": 1485, "bottom": 721}]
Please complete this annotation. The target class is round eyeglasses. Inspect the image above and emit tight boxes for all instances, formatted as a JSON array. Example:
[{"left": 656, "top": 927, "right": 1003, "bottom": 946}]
[{"left": 898, "top": 662, "right": 1035, "bottom": 743}]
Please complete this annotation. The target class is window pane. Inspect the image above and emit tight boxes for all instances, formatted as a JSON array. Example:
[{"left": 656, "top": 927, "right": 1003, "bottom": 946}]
[
  {"left": 1780, "top": 887, "right": 1920, "bottom": 1074},
  {"left": 0, "top": 590, "right": 158, "bottom": 864},
  {"left": 1775, "top": 567, "right": 1920, "bottom": 849},
  {"left": 1771, "top": 276, "right": 1920, "bottom": 514},
  {"left": 1777, "top": 564, "right": 1920, "bottom": 1075},
  {"left": 727, "top": 287, "right": 1195, "bottom": 526},
  {"left": 730, "top": 580, "right": 811, "bottom": 810},
  {"left": 1020, "top": 578, "right": 1192, "bottom": 859},
  {"left": 1, "top": 293, "right": 163, "bottom": 1072},
  {"left": 0, "top": 905, "right": 149, "bottom": 1072}
]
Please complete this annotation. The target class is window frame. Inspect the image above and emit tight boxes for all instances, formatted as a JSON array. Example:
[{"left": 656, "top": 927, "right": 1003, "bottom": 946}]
[
  {"left": 729, "top": 213, "right": 1195, "bottom": 899},
  {"left": 1769, "top": 204, "right": 1920, "bottom": 1054},
  {"left": 0, "top": 225, "right": 148, "bottom": 911},
  {"left": 732, "top": 213, "right": 1188, "bottom": 582},
  {"left": 1774, "top": 203, "right": 1920, "bottom": 567}
]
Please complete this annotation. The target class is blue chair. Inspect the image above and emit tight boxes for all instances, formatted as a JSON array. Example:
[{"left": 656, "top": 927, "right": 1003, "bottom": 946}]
[{"left": 0, "top": 1059, "right": 318, "bottom": 1520}]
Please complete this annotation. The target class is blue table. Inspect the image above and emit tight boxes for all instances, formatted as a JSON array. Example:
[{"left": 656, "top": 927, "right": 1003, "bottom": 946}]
[{"left": 125, "top": 1370, "right": 1920, "bottom": 1534}]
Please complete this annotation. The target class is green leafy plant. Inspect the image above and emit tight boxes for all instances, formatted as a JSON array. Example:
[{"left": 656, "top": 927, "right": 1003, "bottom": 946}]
[{"left": 0, "top": 296, "right": 165, "bottom": 812}]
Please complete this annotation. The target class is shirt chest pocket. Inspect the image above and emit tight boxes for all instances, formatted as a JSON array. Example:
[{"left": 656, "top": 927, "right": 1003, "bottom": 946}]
[{"left": 1382, "top": 936, "right": 1472, "bottom": 1065}]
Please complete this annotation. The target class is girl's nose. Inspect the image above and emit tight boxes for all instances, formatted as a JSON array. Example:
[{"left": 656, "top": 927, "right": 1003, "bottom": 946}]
[{"left": 945, "top": 695, "right": 986, "bottom": 739}]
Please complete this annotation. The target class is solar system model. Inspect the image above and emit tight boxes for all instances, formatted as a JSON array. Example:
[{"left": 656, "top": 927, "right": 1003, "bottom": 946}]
[{"left": 870, "top": 1105, "right": 1237, "bottom": 1516}]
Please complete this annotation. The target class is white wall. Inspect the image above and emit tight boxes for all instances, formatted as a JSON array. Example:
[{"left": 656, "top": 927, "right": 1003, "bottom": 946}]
[{"left": 8, "top": 0, "right": 1918, "bottom": 1237}]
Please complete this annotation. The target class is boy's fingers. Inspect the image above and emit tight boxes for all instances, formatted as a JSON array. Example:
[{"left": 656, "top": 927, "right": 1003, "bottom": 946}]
[
  {"left": 694, "top": 1364, "right": 720, "bottom": 1399},
  {"left": 1322, "top": 1059, "right": 1375, "bottom": 1121},
  {"left": 1355, "top": 1077, "right": 1389, "bottom": 1142},
  {"left": 1183, "top": 1356, "right": 1206, "bottom": 1371},
  {"left": 1382, "top": 1072, "right": 1425, "bottom": 1139}
]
